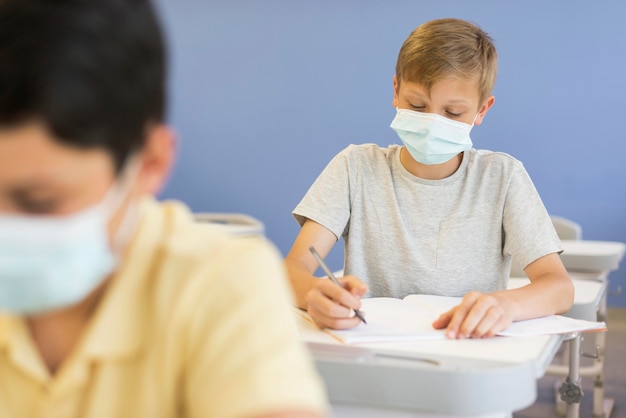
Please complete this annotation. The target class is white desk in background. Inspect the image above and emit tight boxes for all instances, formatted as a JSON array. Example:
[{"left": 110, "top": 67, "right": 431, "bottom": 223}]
[
  {"left": 560, "top": 240, "right": 625, "bottom": 276},
  {"left": 556, "top": 240, "right": 624, "bottom": 417},
  {"left": 297, "top": 314, "right": 570, "bottom": 418},
  {"left": 509, "top": 239, "right": 624, "bottom": 417},
  {"left": 557, "top": 239, "right": 625, "bottom": 325},
  {"left": 509, "top": 276, "right": 606, "bottom": 417}
]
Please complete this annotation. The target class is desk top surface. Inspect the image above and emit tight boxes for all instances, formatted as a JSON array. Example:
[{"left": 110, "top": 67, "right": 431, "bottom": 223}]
[
  {"left": 561, "top": 240, "right": 625, "bottom": 255},
  {"left": 560, "top": 240, "right": 625, "bottom": 272},
  {"left": 298, "top": 315, "right": 564, "bottom": 415},
  {"left": 298, "top": 315, "right": 562, "bottom": 374}
]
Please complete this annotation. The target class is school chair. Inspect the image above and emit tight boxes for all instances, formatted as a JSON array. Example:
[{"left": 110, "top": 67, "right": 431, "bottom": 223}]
[
  {"left": 550, "top": 215, "right": 583, "bottom": 241},
  {"left": 509, "top": 215, "right": 582, "bottom": 277},
  {"left": 192, "top": 212, "right": 265, "bottom": 236}
]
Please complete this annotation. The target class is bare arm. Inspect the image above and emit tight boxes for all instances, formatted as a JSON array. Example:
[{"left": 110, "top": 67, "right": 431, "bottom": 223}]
[
  {"left": 284, "top": 219, "right": 368, "bottom": 329},
  {"left": 433, "top": 252, "right": 574, "bottom": 338},
  {"left": 284, "top": 219, "right": 338, "bottom": 309},
  {"left": 498, "top": 252, "right": 574, "bottom": 318}
]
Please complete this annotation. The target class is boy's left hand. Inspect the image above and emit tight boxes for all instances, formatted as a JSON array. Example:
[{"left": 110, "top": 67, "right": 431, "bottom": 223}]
[{"left": 432, "top": 291, "right": 517, "bottom": 339}]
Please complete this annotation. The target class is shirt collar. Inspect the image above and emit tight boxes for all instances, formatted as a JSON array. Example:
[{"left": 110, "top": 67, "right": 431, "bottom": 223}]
[{"left": 79, "top": 197, "right": 163, "bottom": 359}]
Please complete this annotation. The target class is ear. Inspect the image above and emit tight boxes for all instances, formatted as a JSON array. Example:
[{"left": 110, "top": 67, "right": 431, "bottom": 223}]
[
  {"left": 392, "top": 74, "right": 399, "bottom": 108},
  {"left": 474, "top": 95, "right": 495, "bottom": 126},
  {"left": 133, "top": 124, "right": 176, "bottom": 197}
]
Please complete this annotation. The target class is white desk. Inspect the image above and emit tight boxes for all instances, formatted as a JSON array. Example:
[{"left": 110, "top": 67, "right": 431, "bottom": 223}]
[
  {"left": 330, "top": 405, "right": 510, "bottom": 418},
  {"left": 297, "top": 315, "right": 565, "bottom": 417},
  {"left": 300, "top": 275, "right": 606, "bottom": 418},
  {"left": 560, "top": 240, "right": 625, "bottom": 274},
  {"left": 302, "top": 240, "right": 623, "bottom": 417}
]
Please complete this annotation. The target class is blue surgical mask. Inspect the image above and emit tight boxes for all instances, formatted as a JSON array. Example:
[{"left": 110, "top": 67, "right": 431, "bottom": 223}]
[
  {"left": 0, "top": 164, "right": 138, "bottom": 315},
  {"left": 390, "top": 108, "right": 475, "bottom": 165}
]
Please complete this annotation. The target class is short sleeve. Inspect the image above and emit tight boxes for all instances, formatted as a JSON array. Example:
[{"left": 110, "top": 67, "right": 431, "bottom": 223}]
[
  {"left": 183, "top": 237, "right": 328, "bottom": 418},
  {"left": 292, "top": 146, "right": 356, "bottom": 240},
  {"left": 502, "top": 163, "right": 562, "bottom": 270}
]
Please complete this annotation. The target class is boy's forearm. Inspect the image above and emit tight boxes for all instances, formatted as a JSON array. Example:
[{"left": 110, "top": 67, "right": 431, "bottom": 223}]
[
  {"left": 498, "top": 273, "right": 574, "bottom": 321},
  {"left": 284, "top": 258, "right": 318, "bottom": 310}
]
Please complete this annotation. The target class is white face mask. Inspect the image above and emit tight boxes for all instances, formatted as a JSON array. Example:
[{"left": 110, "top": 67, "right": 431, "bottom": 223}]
[
  {"left": 0, "top": 162, "right": 139, "bottom": 315},
  {"left": 390, "top": 108, "right": 476, "bottom": 165}
]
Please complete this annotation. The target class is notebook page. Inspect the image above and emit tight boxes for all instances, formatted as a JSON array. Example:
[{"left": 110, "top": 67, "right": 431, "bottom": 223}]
[
  {"left": 297, "top": 294, "right": 606, "bottom": 344},
  {"left": 402, "top": 294, "right": 607, "bottom": 337},
  {"left": 326, "top": 297, "right": 446, "bottom": 344},
  {"left": 402, "top": 294, "right": 461, "bottom": 312},
  {"left": 498, "top": 315, "right": 606, "bottom": 336}
]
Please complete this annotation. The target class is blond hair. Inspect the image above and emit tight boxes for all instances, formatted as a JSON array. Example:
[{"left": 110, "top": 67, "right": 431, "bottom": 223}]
[{"left": 395, "top": 18, "right": 497, "bottom": 103}]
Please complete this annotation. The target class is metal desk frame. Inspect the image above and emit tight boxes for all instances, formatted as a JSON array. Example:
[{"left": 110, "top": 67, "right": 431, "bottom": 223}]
[
  {"left": 508, "top": 276, "right": 606, "bottom": 417},
  {"left": 553, "top": 240, "right": 625, "bottom": 418}
]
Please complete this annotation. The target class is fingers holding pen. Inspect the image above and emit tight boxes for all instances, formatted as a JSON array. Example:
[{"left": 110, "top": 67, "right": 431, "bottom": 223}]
[
  {"left": 339, "top": 275, "right": 369, "bottom": 299},
  {"left": 306, "top": 276, "right": 368, "bottom": 329}
]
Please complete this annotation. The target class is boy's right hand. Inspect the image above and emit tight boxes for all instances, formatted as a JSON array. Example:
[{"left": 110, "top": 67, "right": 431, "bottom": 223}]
[{"left": 305, "top": 275, "right": 368, "bottom": 329}]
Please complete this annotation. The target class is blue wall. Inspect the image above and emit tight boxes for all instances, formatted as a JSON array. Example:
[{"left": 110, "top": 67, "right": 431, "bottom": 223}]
[{"left": 155, "top": 1, "right": 626, "bottom": 306}]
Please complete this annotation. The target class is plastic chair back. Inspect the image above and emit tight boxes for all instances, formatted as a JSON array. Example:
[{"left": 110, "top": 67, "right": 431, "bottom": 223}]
[
  {"left": 510, "top": 215, "right": 582, "bottom": 277},
  {"left": 193, "top": 213, "right": 265, "bottom": 236}
]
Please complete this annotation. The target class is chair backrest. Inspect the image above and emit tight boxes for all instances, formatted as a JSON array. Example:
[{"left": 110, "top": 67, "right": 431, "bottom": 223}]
[
  {"left": 509, "top": 215, "right": 582, "bottom": 277},
  {"left": 193, "top": 212, "right": 265, "bottom": 236},
  {"left": 550, "top": 215, "right": 582, "bottom": 240}
]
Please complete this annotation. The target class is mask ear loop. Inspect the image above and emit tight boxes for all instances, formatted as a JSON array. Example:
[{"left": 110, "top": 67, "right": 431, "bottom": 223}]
[
  {"left": 106, "top": 157, "right": 143, "bottom": 255},
  {"left": 111, "top": 199, "right": 140, "bottom": 256},
  {"left": 391, "top": 107, "right": 401, "bottom": 146},
  {"left": 470, "top": 113, "right": 479, "bottom": 128}
]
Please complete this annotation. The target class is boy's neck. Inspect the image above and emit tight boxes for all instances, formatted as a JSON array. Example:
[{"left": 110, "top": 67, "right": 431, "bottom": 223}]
[
  {"left": 399, "top": 147, "right": 463, "bottom": 180},
  {"left": 25, "top": 278, "right": 111, "bottom": 375}
]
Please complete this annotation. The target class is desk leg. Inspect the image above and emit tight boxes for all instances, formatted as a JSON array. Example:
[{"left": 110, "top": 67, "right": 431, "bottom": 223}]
[
  {"left": 560, "top": 333, "right": 582, "bottom": 418},
  {"left": 593, "top": 283, "right": 608, "bottom": 418},
  {"left": 592, "top": 330, "right": 606, "bottom": 418}
]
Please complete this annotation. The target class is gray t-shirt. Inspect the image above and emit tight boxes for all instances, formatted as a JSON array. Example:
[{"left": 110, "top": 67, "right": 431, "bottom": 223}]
[{"left": 293, "top": 144, "right": 561, "bottom": 298}]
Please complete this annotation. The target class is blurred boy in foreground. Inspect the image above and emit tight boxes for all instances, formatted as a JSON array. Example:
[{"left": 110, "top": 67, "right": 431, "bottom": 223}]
[{"left": 0, "top": 0, "right": 327, "bottom": 416}]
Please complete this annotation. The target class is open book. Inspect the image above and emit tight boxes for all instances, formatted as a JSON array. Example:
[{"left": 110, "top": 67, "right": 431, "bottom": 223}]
[{"left": 297, "top": 294, "right": 606, "bottom": 344}]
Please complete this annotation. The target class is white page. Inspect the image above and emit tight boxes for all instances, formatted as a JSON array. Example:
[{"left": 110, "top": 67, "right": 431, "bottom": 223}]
[
  {"left": 402, "top": 294, "right": 607, "bottom": 337},
  {"left": 402, "top": 294, "right": 461, "bottom": 312},
  {"left": 326, "top": 297, "right": 447, "bottom": 344},
  {"left": 298, "top": 294, "right": 606, "bottom": 345},
  {"left": 498, "top": 315, "right": 606, "bottom": 337}
]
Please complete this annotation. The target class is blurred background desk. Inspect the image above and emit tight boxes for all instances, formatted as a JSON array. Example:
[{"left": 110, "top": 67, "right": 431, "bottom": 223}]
[
  {"left": 558, "top": 240, "right": 624, "bottom": 417},
  {"left": 512, "top": 238, "right": 625, "bottom": 417}
]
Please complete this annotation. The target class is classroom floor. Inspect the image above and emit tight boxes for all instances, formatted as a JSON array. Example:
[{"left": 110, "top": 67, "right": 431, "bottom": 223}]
[{"left": 514, "top": 307, "right": 626, "bottom": 418}]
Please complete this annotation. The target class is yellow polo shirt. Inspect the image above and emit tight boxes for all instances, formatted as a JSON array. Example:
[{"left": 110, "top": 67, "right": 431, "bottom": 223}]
[{"left": 0, "top": 198, "right": 327, "bottom": 418}]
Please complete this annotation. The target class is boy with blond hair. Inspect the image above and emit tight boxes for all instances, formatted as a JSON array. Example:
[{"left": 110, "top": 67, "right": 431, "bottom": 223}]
[{"left": 285, "top": 18, "right": 574, "bottom": 338}]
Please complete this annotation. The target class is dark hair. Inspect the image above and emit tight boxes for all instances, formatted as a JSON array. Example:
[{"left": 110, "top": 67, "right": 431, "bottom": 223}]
[{"left": 0, "top": 0, "right": 166, "bottom": 171}]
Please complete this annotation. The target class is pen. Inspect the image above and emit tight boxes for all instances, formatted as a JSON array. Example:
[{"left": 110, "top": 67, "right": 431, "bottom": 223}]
[{"left": 309, "top": 246, "right": 367, "bottom": 324}]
